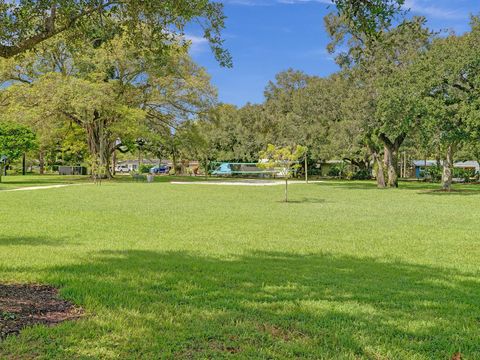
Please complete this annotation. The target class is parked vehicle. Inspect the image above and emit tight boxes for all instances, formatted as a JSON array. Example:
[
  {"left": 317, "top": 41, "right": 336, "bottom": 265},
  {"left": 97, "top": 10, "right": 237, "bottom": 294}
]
[
  {"left": 150, "top": 165, "right": 170, "bottom": 174},
  {"left": 115, "top": 165, "right": 130, "bottom": 173}
]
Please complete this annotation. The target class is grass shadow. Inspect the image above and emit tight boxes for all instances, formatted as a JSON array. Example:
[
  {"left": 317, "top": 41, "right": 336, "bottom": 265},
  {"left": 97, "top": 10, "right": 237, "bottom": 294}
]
[
  {"left": 417, "top": 189, "right": 480, "bottom": 196},
  {"left": 277, "top": 198, "right": 326, "bottom": 204},
  {"left": 0, "top": 236, "right": 73, "bottom": 247},
  {"left": 0, "top": 177, "right": 88, "bottom": 186},
  {"left": 2, "top": 250, "right": 478, "bottom": 358}
]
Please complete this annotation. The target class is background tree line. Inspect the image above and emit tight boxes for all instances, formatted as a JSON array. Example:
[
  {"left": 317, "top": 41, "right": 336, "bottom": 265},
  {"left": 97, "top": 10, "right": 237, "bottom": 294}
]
[{"left": 191, "top": 15, "right": 480, "bottom": 191}]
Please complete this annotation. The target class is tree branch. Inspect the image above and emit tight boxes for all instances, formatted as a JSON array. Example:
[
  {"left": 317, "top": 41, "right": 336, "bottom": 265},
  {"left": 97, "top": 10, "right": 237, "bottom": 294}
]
[{"left": 0, "top": 1, "right": 118, "bottom": 58}]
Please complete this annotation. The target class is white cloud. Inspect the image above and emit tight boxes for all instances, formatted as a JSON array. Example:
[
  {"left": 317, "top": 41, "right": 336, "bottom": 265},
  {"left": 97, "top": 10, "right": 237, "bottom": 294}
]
[
  {"left": 224, "top": 0, "right": 467, "bottom": 21},
  {"left": 184, "top": 34, "right": 209, "bottom": 54},
  {"left": 404, "top": 0, "right": 467, "bottom": 20}
]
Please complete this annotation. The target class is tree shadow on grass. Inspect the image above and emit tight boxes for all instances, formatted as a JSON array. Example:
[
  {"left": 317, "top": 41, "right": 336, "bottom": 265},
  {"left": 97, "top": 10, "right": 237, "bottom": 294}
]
[
  {"left": 0, "top": 177, "right": 87, "bottom": 186},
  {"left": 417, "top": 189, "right": 480, "bottom": 196},
  {"left": 313, "top": 181, "right": 380, "bottom": 190},
  {"left": 277, "top": 198, "right": 326, "bottom": 204},
  {"left": 0, "top": 236, "right": 72, "bottom": 247},
  {"left": 1, "top": 251, "right": 479, "bottom": 359},
  {"left": 315, "top": 181, "right": 480, "bottom": 197}
]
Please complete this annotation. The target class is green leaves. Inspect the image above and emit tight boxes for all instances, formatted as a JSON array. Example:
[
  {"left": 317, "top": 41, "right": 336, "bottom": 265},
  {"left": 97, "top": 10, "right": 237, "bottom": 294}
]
[
  {"left": 0, "top": 0, "right": 231, "bottom": 67},
  {"left": 332, "top": 0, "right": 405, "bottom": 37},
  {"left": 258, "top": 144, "right": 306, "bottom": 177},
  {"left": 0, "top": 122, "right": 36, "bottom": 162}
]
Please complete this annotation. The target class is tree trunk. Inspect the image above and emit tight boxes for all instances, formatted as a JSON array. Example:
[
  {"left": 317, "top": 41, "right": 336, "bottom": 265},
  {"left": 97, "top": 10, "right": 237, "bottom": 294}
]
[
  {"left": 22, "top": 153, "right": 26, "bottom": 175},
  {"left": 373, "top": 152, "right": 386, "bottom": 188},
  {"left": 367, "top": 140, "right": 385, "bottom": 188},
  {"left": 112, "top": 150, "right": 116, "bottom": 176},
  {"left": 172, "top": 149, "right": 178, "bottom": 175},
  {"left": 379, "top": 133, "right": 406, "bottom": 188},
  {"left": 305, "top": 156, "right": 308, "bottom": 184},
  {"left": 442, "top": 144, "right": 454, "bottom": 191},
  {"left": 39, "top": 150, "right": 45, "bottom": 175},
  {"left": 85, "top": 117, "right": 113, "bottom": 179},
  {"left": 384, "top": 145, "right": 399, "bottom": 188},
  {"left": 285, "top": 178, "right": 288, "bottom": 202}
]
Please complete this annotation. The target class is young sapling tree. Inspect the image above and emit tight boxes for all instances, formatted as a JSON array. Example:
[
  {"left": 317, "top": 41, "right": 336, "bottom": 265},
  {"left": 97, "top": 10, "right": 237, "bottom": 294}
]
[{"left": 259, "top": 144, "right": 306, "bottom": 202}]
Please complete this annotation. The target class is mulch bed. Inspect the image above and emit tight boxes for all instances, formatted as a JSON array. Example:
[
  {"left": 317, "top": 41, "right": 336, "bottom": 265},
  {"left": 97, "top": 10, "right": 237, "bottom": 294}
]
[{"left": 0, "top": 284, "right": 83, "bottom": 340}]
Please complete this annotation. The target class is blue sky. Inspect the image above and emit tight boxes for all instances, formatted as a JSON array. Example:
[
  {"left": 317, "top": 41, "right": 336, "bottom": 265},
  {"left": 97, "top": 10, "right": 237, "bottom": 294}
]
[{"left": 188, "top": 0, "right": 480, "bottom": 106}]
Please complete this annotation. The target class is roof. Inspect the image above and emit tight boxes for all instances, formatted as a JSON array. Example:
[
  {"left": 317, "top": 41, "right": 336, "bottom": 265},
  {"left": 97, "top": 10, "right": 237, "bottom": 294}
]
[
  {"left": 413, "top": 160, "right": 438, "bottom": 167},
  {"left": 117, "top": 159, "right": 166, "bottom": 165},
  {"left": 324, "top": 160, "right": 344, "bottom": 164},
  {"left": 454, "top": 161, "right": 479, "bottom": 168},
  {"left": 413, "top": 160, "right": 480, "bottom": 169}
]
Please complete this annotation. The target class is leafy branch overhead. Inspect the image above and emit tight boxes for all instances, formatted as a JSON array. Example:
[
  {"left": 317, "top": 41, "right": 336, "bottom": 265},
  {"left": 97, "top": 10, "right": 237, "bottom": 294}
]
[
  {"left": 0, "top": 0, "right": 232, "bottom": 67},
  {"left": 332, "top": 0, "right": 405, "bottom": 36}
]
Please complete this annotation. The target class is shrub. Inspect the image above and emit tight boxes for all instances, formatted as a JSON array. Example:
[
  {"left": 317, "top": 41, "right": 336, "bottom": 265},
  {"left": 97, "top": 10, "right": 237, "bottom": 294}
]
[
  {"left": 138, "top": 164, "right": 152, "bottom": 174},
  {"left": 352, "top": 169, "right": 372, "bottom": 180},
  {"left": 327, "top": 165, "right": 341, "bottom": 177},
  {"left": 327, "top": 162, "right": 348, "bottom": 178},
  {"left": 453, "top": 168, "right": 476, "bottom": 183},
  {"left": 424, "top": 165, "right": 442, "bottom": 182}
]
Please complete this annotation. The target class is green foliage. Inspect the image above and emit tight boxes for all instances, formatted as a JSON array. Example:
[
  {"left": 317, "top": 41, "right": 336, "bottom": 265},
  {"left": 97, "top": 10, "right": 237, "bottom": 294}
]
[
  {"left": 453, "top": 168, "right": 476, "bottom": 183},
  {"left": 0, "top": 122, "right": 36, "bottom": 162},
  {"left": 0, "top": 0, "right": 231, "bottom": 66},
  {"left": 424, "top": 165, "right": 442, "bottom": 183},
  {"left": 0, "top": 122, "right": 36, "bottom": 180},
  {"left": 351, "top": 168, "right": 372, "bottom": 180},
  {"left": 2, "top": 31, "right": 217, "bottom": 178},
  {"left": 327, "top": 164, "right": 341, "bottom": 177},
  {"left": 138, "top": 164, "right": 152, "bottom": 174},
  {"left": 332, "top": 0, "right": 405, "bottom": 36},
  {"left": 258, "top": 144, "right": 306, "bottom": 178}
]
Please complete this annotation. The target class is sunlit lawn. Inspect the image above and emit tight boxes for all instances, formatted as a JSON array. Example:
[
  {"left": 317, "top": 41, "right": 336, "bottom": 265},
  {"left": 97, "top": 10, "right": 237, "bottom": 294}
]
[{"left": 0, "top": 176, "right": 479, "bottom": 359}]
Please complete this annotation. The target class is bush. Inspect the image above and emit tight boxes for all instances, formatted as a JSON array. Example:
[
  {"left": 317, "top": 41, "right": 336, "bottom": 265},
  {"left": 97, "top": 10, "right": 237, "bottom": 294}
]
[
  {"left": 327, "top": 165, "right": 341, "bottom": 177},
  {"left": 327, "top": 163, "right": 348, "bottom": 178},
  {"left": 138, "top": 164, "right": 152, "bottom": 174},
  {"left": 352, "top": 169, "right": 372, "bottom": 180},
  {"left": 424, "top": 165, "right": 442, "bottom": 182},
  {"left": 453, "top": 168, "right": 476, "bottom": 183}
]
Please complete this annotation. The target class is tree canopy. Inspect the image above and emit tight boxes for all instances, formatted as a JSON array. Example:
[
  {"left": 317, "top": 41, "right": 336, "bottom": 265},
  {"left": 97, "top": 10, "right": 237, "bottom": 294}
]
[{"left": 0, "top": 0, "right": 231, "bottom": 66}]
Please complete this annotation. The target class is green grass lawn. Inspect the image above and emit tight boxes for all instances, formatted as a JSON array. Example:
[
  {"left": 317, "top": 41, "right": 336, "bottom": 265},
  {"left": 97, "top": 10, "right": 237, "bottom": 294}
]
[
  {"left": 0, "top": 178, "right": 479, "bottom": 359},
  {"left": 0, "top": 174, "right": 210, "bottom": 190},
  {"left": 0, "top": 174, "right": 91, "bottom": 189}
]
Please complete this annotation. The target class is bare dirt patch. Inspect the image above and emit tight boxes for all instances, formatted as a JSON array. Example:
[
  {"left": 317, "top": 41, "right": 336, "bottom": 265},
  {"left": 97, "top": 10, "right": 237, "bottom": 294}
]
[
  {"left": 0, "top": 284, "right": 83, "bottom": 340},
  {"left": 258, "top": 323, "right": 306, "bottom": 342}
]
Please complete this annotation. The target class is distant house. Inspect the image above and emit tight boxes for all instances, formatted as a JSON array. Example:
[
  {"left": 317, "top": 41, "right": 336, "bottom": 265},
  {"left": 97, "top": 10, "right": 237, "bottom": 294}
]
[
  {"left": 413, "top": 160, "right": 480, "bottom": 179},
  {"left": 116, "top": 159, "right": 169, "bottom": 172},
  {"left": 115, "top": 159, "right": 200, "bottom": 174},
  {"left": 413, "top": 160, "right": 438, "bottom": 179},
  {"left": 454, "top": 161, "right": 480, "bottom": 173},
  {"left": 320, "top": 160, "right": 344, "bottom": 177}
]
